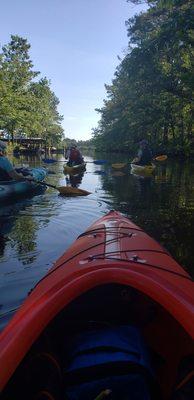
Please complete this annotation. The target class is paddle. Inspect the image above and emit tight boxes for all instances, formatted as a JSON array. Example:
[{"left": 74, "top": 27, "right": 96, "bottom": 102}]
[
  {"left": 29, "top": 179, "right": 91, "bottom": 196},
  {"left": 112, "top": 155, "right": 167, "bottom": 169},
  {"left": 43, "top": 156, "right": 167, "bottom": 166},
  {"left": 153, "top": 155, "right": 167, "bottom": 161},
  {"left": 87, "top": 160, "right": 107, "bottom": 165},
  {"left": 42, "top": 158, "right": 58, "bottom": 164},
  {"left": 42, "top": 158, "right": 107, "bottom": 165},
  {"left": 94, "top": 390, "right": 112, "bottom": 400}
]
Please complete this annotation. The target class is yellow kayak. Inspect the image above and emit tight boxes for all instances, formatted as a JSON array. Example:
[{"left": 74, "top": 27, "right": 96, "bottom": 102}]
[
  {"left": 130, "top": 163, "right": 156, "bottom": 175},
  {"left": 63, "top": 163, "right": 86, "bottom": 174}
]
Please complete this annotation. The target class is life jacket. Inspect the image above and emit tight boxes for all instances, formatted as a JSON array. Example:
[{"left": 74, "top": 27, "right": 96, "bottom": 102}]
[
  {"left": 139, "top": 148, "right": 153, "bottom": 166},
  {"left": 0, "top": 167, "right": 12, "bottom": 181},
  {"left": 69, "top": 148, "right": 81, "bottom": 162},
  {"left": 0, "top": 153, "right": 15, "bottom": 181}
]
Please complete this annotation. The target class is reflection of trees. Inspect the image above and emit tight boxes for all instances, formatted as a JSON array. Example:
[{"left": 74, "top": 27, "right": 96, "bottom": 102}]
[
  {"left": 0, "top": 236, "right": 6, "bottom": 256},
  {"left": 0, "top": 197, "right": 52, "bottom": 265},
  {"left": 99, "top": 162, "right": 194, "bottom": 277},
  {"left": 10, "top": 216, "right": 38, "bottom": 265}
]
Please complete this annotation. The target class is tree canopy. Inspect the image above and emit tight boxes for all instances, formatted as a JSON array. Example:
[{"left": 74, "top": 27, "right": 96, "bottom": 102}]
[
  {"left": 93, "top": 0, "right": 193, "bottom": 156},
  {"left": 0, "top": 35, "right": 64, "bottom": 144}
]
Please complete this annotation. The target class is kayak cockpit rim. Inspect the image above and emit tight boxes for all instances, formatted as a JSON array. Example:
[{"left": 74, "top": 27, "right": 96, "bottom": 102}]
[{"left": 1, "top": 282, "right": 193, "bottom": 399}]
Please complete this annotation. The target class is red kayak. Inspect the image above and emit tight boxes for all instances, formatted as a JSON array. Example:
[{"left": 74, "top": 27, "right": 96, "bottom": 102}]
[{"left": 0, "top": 211, "right": 193, "bottom": 400}]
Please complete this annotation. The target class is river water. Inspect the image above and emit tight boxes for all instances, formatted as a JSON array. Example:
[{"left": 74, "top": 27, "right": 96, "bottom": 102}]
[{"left": 0, "top": 154, "right": 194, "bottom": 330}]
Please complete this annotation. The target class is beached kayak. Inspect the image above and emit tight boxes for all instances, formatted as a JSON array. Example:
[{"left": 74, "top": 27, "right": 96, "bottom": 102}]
[
  {"left": 0, "top": 167, "right": 47, "bottom": 202},
  {"left": 131, "top": 163, "right": 156, "bottom": 175},
  {"left": 63, "top": 163, "right": 86, "bottom": 174},
  {"left": 0, "top": 211, "right": 193, "bottom": 399}
]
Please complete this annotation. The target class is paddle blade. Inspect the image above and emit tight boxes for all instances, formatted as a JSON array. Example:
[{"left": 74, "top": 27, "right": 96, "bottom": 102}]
[
  {"left": 58, "top": 186, "right": 91, "bottom": 196},
  {"left": 154, "top": 155, "right": 167, "bottom": 161},
  {"left": 42, "top": 158, "right": 57, "bottom": 164},
  {"left": 93, "top": 160, "right": 107, "bottom": 165},
  {"left": 112, "top": 163, "right": 127, "bottom": 169}
]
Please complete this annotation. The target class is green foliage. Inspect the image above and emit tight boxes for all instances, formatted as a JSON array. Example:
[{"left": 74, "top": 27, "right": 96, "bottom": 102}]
[
  {"left": 93, "top": 0, "right": 194, "bottom": 156},
  {"left": 0, "top": 35, "right": 64, "bottom": 144}
]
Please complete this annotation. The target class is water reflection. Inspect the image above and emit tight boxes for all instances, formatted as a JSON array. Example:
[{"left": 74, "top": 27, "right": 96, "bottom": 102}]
[
  {"left": 0, "top": 197, "right": 51, "bottom": 265},
  {"left": 111, "top": 171, "right": 126, "bottom": 177},
  {"left": 100, "top": 160, "right": 194, "bottom": 273},
  {"left": 94, "top": 170, "right": 106, "bottom": 175},
  {"left": 65, "top": 172, "right": 85, "bottom": 188}
]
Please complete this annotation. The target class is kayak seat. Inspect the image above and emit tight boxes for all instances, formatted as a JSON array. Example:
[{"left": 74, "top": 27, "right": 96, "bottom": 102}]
[{"left": 64, "top": 325, "right": 159, "bottom": 400}]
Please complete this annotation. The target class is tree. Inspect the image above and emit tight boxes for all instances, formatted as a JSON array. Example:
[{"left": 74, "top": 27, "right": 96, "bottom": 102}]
[
  {"left": 0, "top": 36, "right": 39, "bottom": 140},
  {"left": 28, "top": 78, "right": 63, "bottom": 142},
  {"left": 0, "top": 36, "right": 64, "bottom": 144},
  {"left": 93, "top": 0, "right": 193, "bottom": 156}
]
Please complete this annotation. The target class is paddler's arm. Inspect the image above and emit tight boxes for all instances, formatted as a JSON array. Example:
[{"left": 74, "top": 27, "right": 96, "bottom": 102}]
[
  {"left": 0, "top": 157, "right": 30, "bottom": 181},
  {"left": 132, "top": 149, "right": 142, "bottom": 164},
  {"left": 132, "top": 157, "right": 139, "bottom": 163},
  {"left": 8, "top": 169, "right": 33, "bottom": 181}
]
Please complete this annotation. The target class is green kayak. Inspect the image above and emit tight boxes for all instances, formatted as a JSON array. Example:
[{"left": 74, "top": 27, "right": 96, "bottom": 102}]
[{"left": 63, "top": 163, "right": 86, "bottom": 174}]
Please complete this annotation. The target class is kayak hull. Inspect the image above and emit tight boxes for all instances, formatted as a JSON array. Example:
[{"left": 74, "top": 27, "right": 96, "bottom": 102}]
[
  {"left": 0, "top": 211, "right": 193, "bottom": 398},
  {"left": 63, "top": 163, "right": 86, "bottom": 174},
  {"left": 131, "top": 163, "right": 155, "bottom": 175},
  {"left": 0, "top": 168, "right": 47, "bottom": 202}
]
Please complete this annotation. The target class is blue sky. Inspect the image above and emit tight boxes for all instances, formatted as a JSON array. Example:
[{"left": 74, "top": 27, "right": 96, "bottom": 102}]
[{"left": 1, "top": 0, "right": 145, "bottom": 140}]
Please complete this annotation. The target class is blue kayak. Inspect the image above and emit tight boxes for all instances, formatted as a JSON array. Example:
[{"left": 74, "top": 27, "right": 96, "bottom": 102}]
[{"left": 0, "top": 167, "right": 47, "bottom": 202}]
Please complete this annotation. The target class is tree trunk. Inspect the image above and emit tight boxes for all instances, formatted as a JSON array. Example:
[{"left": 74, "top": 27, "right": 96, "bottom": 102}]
[
  {"left": 180, "top": 115, "right": 184, "bottom": 147},
  {"left": 11, "top": 130, "right": 14, "bottom": 144},
  {"left": 163, "top": 123, "right": 168, "bottom": 145},
  {"left": 170, "top": 121, "right": 175, "bottom": 144}
]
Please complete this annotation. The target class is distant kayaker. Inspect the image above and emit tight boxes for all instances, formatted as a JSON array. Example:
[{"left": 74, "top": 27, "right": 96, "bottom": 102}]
[
  {"left": 66, "top": 145, "right": 84, "bottom": 166},
  {"left": 132, "top": 139, "right": 153, "bottom": 166},
  {"left": 0, "top": 141, "right": 33, "bottom": 181}
]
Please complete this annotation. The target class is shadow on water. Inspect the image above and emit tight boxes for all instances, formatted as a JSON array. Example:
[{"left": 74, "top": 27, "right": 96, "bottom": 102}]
[{"left": 0, "top": 154, "right": 194, "bottom": 331}]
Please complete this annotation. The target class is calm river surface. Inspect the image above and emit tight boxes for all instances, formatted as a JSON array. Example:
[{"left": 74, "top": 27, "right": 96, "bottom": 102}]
[{"left": 0, "top": 154, "right": 194, "bottom": 330}]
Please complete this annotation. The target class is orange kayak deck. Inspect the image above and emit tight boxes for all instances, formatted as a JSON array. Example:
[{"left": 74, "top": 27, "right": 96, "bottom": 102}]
[{"left": 0, "top": 210, "right": 193, "bottom": 396}]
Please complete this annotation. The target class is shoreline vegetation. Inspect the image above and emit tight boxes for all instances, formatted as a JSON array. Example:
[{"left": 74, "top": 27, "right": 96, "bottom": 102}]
[
  {"left": 0, "top": 0, "right": 193, "bottom": 159},
  {"left": 91, "top": 0, "right": 193, "bottom": 159}
]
